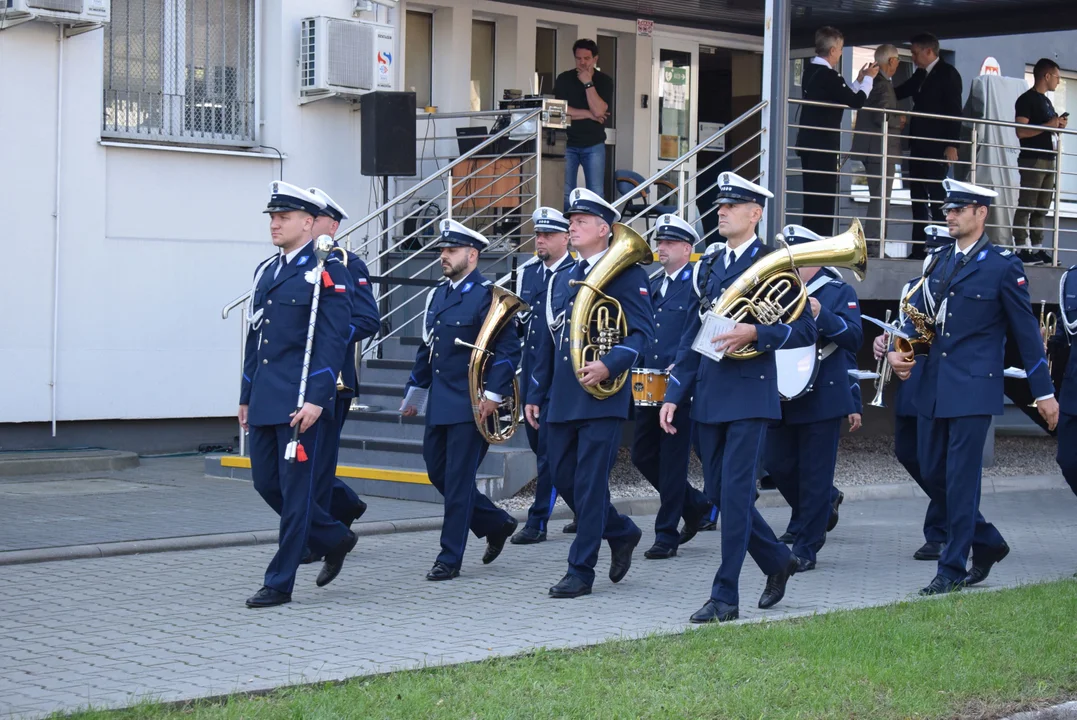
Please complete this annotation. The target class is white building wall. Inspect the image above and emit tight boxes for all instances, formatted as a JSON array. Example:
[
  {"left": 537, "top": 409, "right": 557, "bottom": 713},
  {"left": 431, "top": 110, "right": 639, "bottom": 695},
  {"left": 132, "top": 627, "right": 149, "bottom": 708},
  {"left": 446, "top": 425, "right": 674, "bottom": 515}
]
[{"left": 1, "top": 0, "right": 758, "bottom": 429}]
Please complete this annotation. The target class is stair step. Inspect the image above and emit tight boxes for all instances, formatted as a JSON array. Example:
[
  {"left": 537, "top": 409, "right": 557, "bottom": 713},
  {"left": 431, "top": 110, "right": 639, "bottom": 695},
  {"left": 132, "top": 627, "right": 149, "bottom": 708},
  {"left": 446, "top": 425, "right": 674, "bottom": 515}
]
[
  {"left": 343, "top": 409, "right": 531, "bottom": 446},
  {"left": 365, "top": 358, "right": 414, "bottom": 370},
  {"left": 338, "top": 433, "right": 535, "bottom": 479}
]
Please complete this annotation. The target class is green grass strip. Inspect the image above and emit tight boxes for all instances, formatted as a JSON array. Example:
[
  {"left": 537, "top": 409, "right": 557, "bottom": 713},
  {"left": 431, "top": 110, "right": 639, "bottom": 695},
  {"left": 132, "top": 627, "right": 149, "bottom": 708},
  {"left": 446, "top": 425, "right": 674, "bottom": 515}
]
[{"left": 62, "top": 579, "right": 1077, "bottom": 720}]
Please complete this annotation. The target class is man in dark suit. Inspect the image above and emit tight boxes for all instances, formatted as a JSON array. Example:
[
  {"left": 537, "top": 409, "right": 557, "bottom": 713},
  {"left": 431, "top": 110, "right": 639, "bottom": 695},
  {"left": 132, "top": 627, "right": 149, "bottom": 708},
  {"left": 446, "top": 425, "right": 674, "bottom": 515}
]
[
  {"left": 894, "top": 33, "right": 963, "bottom": 259},
  {"left": 850, "top": 45, "right": 904, "bottom": 246},
  {"left": 796, "top": 26, "right": 878, "bottom": 237}
]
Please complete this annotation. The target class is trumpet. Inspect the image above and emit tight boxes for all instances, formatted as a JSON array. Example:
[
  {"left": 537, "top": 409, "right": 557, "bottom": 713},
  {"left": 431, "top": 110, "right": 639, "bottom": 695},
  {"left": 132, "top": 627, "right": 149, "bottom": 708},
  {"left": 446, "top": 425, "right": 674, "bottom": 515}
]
[{"left": 869, "top": 309, "right": 895, "bottom": 408}]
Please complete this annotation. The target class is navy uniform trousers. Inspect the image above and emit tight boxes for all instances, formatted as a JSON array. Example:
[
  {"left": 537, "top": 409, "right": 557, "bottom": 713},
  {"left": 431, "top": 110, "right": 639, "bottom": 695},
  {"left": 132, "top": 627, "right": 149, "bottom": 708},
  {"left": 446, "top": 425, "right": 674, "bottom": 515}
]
[
  {"left": 1058, "top": 412, "right": 1077, "bottom": 497},
  {"left": 546, "top": 418, "right": 640, "bottom": 585},
  {"left": 767, "top": 418, "right": 841, "bottom": 562},
  {"left": 250, "top": 418, "right": 351, "bottom": 594},
  {"left": 894, "top": 386, "right": 946, "bottom": 546},
  {"left": 632, "top": 401, "right": 711, "bottom": 549},
  {"left": 424, "top": 422, "right": 511, "bottom": 569},
  {"left": 697, "top": 419, "right": 791, "bottom": 607},
  {"left": 324, "top": 395, "right": 366, "bottom": 523},
  {"left": 523, "top": 412, "right": 557, "bottom": 532}
]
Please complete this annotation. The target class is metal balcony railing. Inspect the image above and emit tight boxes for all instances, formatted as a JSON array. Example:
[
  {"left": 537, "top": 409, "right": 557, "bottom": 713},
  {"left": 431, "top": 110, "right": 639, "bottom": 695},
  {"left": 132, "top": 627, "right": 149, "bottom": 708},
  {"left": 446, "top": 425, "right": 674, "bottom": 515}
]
[{"left": 787, "top": 98, "right": 1077, "bottom": 265}]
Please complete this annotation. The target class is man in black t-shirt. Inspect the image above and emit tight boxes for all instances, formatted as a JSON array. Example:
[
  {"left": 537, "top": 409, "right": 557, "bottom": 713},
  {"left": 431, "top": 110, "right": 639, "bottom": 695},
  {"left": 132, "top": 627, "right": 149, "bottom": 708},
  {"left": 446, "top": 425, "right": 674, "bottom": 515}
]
[
  {"left": 1013, "top": 57, "right": 1068, "bottom": 265},
  {"left": 554, "top": 39, "right": 613, "bottom": 210}
]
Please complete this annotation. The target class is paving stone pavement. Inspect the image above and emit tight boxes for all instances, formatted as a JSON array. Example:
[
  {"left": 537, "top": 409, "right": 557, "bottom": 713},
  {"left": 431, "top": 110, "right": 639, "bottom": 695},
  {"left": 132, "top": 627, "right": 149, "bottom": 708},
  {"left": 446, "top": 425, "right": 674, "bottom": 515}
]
[
  {"left": 1, "top": 489, "right": 1076, "bottom": 719},
  {"left": 0, "top": 458, "right": 442, "bottom": 552}
]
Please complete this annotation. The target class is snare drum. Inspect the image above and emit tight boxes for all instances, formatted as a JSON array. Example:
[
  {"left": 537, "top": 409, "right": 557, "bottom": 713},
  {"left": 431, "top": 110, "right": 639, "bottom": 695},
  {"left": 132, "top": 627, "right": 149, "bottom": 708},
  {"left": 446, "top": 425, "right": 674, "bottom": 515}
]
[{"left": 631, "top": 368, "right": 669, "bottom": 406}]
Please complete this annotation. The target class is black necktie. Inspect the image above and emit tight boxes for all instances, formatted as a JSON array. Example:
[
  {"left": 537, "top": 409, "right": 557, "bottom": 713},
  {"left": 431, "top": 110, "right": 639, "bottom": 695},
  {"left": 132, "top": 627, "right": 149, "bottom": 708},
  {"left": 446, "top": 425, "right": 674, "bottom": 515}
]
[
  {"left": 543, "top": 268, "right": 551, "bottom": 286},
  {"left": 273, "top": 255, "right": 288, "bottom": 279}
]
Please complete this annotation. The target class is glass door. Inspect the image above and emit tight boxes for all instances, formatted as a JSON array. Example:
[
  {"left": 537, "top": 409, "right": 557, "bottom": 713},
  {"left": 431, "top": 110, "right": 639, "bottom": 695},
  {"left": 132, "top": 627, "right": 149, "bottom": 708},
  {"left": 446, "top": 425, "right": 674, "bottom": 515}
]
[{"left": 651, "top": 39, "right": 699, "bottom": 184}]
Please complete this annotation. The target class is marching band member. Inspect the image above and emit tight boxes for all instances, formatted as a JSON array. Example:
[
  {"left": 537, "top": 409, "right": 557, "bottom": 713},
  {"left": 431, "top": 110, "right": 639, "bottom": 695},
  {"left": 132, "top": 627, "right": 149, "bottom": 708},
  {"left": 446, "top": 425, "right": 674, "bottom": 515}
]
[
  {"left": 297, "top": 188, "right": 381, "bottom": 584},
  {"left": 524, "top": 189, "right": 656, "bottom": 598},
  {"left": 1052, "top": 265, "right": 1077, "bottom": 552},
  {"left": 764, "top": 225, "right": 863, "bottom": 572},
  {"left": 239, "top": 182, "right": 358, "bottom": 608},
  {"left": 511, "top": 207, "right": 575, "bottom": 545},
  {"left": 400, "top": 221, "right": 521, "bottom": 581},
  {"left": 888, "top": 180, "right": 1058, "bottom": 595},
  {"left": 870, "top": 225, "right": 953, "bottom": 562},
  {"left": 630, "top": 214, "right": 715, "bottom": 558},
  {"left": 662, "top": 173, "right": 816, "bottom": 622}
]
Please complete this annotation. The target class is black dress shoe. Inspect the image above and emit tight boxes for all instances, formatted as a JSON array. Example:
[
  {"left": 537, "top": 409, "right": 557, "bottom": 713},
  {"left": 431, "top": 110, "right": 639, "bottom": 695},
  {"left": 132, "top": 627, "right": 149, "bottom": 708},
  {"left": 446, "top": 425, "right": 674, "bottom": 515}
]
[
  {"left": 300, "top": 550, "right": 321, "bottom": 565},
  {"left": 643, "top": 543, "right": 677, "bottom": 560},
  {"left": 345, "top": 500, "right": 368, "bottom": 527},
  {"left": 426, "top": 561, "right": 460, "bottom": 581},
  {"left": 563, "top": 518, "right": 578, "bottom": 534},
  {"left": 698, "top": 517, "right": 717, "bottom": 531},
  {"left": 759, "top": 555, "right": 798, "bottom": 609},
  {"left": 510, "top": 526, "right": 547, "bottom": 545},
  {"left": 778, "top": 531, "right": 795, "bottom": 544},
  {"left": 966, "top": 542, "right": 1010, "bottom": 586},
  {"left": 827, "top": 490, "right": 844, "bottom": 532},
  {"left": 316, "top": 530, "right": 359, "bottom": 588},
  {"left": 549, "top": 573, "right": 592, "bottom": 598},
  {"left": 690, "top": 599, "right": 739, "bottom": 623},
  {"left": 483, "top": 517, "right": 519, "bottom": 564},
  {"left": 678, "top": 506, "right": 707, "bottom": 546},
  {"left": 920, "top": 574, "right": 964, "bottom": 595},
  {"left": 913, "top": 541, "right": 943, "bottom": 561},
  {"left": 793, "top": 555, "right": 816, "bottom": 573},
  {"left": 609, "top": 530, "right": 642, "bottom": 583},
  {"left": 246, "top": 586, "right": 291, "bottom": 608}
]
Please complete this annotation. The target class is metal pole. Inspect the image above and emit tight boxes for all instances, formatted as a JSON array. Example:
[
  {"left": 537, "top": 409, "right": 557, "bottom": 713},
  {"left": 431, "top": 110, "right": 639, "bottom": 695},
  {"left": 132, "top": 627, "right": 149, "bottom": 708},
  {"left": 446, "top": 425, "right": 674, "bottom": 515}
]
[
  {"left": 761, "top": 0, "right": 790, "bottom": 243},
  {"left": 970, "top": 131, "right": 978, "bottom": 184},
  {"left": 1053, "top": 138, "right": 1064, "bottom": 267},
  {"left": 239, "top": 316, "right": 247, "bottom": 457},
  {"left": 678, "top": 166, "right": 687, "bottom": 215},
  {"left": 534, "top": 117, "right": 543, "bottom": 217},
  {"left": 879, "top": 113, "right": 889, "bottom": 259}
]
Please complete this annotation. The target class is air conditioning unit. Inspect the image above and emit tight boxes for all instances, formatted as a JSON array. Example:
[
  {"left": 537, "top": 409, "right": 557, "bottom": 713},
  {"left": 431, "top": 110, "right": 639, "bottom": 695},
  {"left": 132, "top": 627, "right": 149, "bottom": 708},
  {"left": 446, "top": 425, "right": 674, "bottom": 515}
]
[
  {"left": 1, "top": 0, "right": 110, "bottom": 29},
  {"left": 299, "top": 16, "right": 395, "bottom": 100}
]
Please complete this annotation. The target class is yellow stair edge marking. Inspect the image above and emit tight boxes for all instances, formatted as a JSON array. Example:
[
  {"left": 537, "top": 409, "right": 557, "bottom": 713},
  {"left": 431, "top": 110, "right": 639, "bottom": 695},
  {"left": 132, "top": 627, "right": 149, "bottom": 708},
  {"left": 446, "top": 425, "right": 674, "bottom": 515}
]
[{"left": 218, "top": 456, "right": 431, "bottom": 485}]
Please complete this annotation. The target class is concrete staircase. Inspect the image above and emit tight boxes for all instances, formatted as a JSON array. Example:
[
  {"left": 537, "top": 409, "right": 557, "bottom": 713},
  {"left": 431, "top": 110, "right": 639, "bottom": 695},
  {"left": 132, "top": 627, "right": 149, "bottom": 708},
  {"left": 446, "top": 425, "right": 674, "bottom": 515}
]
[{"left": 207, "top": 336, "right": 537, "bottom": 504}]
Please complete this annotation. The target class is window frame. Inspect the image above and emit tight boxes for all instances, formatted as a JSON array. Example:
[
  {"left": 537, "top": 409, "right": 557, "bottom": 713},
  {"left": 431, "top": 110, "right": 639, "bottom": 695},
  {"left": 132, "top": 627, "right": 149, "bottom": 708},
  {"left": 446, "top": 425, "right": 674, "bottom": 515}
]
[
  {"left": 101, "top": 0, "right": 260, "bottom": 148},
  {"left": 470, "top": 18, "right": 497, "bottom": 112},
  {"left": 405, "top": 9, "right": 434, "bottom": 110}
]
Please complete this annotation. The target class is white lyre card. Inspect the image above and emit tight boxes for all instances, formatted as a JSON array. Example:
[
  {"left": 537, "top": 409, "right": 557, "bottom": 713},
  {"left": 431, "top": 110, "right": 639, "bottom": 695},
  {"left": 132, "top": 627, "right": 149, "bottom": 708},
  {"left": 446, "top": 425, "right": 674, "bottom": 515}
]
[
  {"left": 401, "top": 386, "right": 429, "bottom": 415},
  {"left": 691, "top": 313, "right": 737, "bottom": 362}
]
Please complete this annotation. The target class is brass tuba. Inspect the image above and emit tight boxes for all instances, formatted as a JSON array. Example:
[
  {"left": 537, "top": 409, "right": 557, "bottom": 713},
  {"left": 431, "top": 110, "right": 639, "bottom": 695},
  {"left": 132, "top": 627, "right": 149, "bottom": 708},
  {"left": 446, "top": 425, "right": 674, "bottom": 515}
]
[
  {"left": 707, "top": 219, "right": 868, "bottom": 360},
  {"left": 568, "top": 223, "right": 654, "bottom": 399},
  {"left": 454, "top": 286, "right": 530, "bottom": 443}
]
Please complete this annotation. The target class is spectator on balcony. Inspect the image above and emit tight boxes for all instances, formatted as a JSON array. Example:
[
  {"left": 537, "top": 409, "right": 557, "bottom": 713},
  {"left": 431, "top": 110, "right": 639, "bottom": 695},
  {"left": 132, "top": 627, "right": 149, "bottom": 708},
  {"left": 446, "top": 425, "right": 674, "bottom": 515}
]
[
  {"left": 894, "top": 33, "right": 963, "bottom": 259},
  {"left": 796, "top": 26, "right": 878, "bottom": 237},
  {"left": 1013, "top": 58, "right": 1068, "bottom": 266},
  {"left": 851, "top": 44, "right": 905, "bottom": 246},
  {"left": 555, "top": 39, "right": 613, "bottom": 210}
]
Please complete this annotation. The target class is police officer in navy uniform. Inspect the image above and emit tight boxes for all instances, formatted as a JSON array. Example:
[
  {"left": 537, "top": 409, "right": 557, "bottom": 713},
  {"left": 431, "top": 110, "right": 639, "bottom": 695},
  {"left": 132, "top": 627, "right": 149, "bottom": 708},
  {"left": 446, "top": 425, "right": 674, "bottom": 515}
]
[
  {"left": 888, "top": 179, "right": 1060, "bottom": 595},
  {"left": 763, "top": 224, "right": 863, "bottom": 573},
  {"left": 401, "top": 220, "right": 521, "bottom": 581},
  {"left": 239, "top": 181, "right": 360, "bottom": 609},
  {"left": 661, "top": 172, "right": 816, "bottom": 623},
  {"left": 1051, "top": 265, "right": 1077, "bottom": 570},
  {"left": 524, "top": 188, "right": 656, "bottom": 598},
  {"left": 296, "top": 188, "right": 381, "bottom": 580},
  {"left": 630, "top": 214, "right": 714, "bottom": 559},
  {"left": 511, "top": 207, "right": 576, "bottom": 545},
  {"left": 871, "top": 224, "right": 952, "bottom": 562}
]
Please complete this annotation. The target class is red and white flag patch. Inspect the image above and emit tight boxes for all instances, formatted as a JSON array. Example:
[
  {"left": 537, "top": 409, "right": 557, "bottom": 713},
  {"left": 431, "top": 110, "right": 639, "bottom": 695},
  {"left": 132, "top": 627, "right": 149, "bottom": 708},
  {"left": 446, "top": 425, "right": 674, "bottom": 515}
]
[
  {"left": 358, "top": 278, "right": 368, "bottom": 286},
  {"left": 847, "top": 301, "right": 858, "bottom": 309},
  {"left": 1017, "top": 276, "right": 1027, "bottom": 286},
  {"left": 639, "top": 287, "right": 649, "bottom": 296},
  {"left": 334, "top": 284, "right": 347, "bottom": 293}
]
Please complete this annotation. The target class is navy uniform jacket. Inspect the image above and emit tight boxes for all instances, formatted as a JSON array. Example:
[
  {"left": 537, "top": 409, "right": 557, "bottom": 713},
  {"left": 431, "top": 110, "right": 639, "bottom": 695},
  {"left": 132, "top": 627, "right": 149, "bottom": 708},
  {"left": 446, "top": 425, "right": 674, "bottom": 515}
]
[
  {"left": 782, "top": 269, "right": 863, "bottom": 424},
  {"left": 405, "top": 269, "right": 521, "bottom": 427},
  {"left": 526, "top": 258, "right": 656, "bottom": 422},
  {"left": 517, "top": 253, "right": 573, "bottom": 407},
  {"left": 640, "top": 264, "right": 695, "bottom": 370},
  {"left": 901, "top": 237, "right": 1052, "bottom": 418},
  {"left": 666, "top": 237, "right": 818, "bottom": 423},
  {"left": 240, "top": 242, "right": 354, "bottom": 427},
  {"left": 847, "top": 349, "right": 863, "bottom": 415},
  {"left": 894, "top": 277, "right": 926, "bottom": 419},
  {"left": 339, "top": 249, "right": 381, "bottom": 395},
  {"left": 1054, "top": 266, "right": 1077, "bottom": 413}
]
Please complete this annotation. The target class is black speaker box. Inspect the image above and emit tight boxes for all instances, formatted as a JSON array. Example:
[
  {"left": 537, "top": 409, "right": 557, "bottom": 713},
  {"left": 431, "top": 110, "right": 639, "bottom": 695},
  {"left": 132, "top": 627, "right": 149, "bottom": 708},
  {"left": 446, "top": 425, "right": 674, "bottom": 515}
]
[{"left": 360, "top": 91, "right": 417, "bottom": 177}]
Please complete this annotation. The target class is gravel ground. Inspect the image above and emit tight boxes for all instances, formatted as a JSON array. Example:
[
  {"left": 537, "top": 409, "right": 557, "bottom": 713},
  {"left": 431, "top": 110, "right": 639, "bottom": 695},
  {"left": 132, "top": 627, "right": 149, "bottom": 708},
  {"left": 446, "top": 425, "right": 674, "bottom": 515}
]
[{"left": 496, "top": 433, "right": 1060, "bottom": 512}]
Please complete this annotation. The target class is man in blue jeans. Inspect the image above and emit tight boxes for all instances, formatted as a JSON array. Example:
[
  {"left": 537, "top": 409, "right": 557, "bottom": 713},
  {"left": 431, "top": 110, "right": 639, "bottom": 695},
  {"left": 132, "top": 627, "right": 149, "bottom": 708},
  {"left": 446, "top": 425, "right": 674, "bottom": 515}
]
[{"left": 555, "top": 38, "right": 613, "bottom": 210}]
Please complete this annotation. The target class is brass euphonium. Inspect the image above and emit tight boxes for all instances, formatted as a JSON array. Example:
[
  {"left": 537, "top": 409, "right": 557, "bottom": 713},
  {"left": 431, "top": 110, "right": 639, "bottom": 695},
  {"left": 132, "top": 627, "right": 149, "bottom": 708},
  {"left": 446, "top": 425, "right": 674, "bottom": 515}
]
[
  {"left": 568, "top": 223, "right": 654, "bottom": 399},
  {"left": 707, "top": 219, "right": 868, "bottom": 360},
  {"left": 454, "top": 286, "right": 530, "bottom": 443}
]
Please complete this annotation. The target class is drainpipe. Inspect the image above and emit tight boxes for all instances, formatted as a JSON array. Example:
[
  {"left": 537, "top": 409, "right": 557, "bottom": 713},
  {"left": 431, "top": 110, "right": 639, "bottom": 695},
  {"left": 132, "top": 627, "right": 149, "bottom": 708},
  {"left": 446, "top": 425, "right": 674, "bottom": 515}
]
[{"left": 50, "top": 24, "right": 65, "bottom": 437}]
